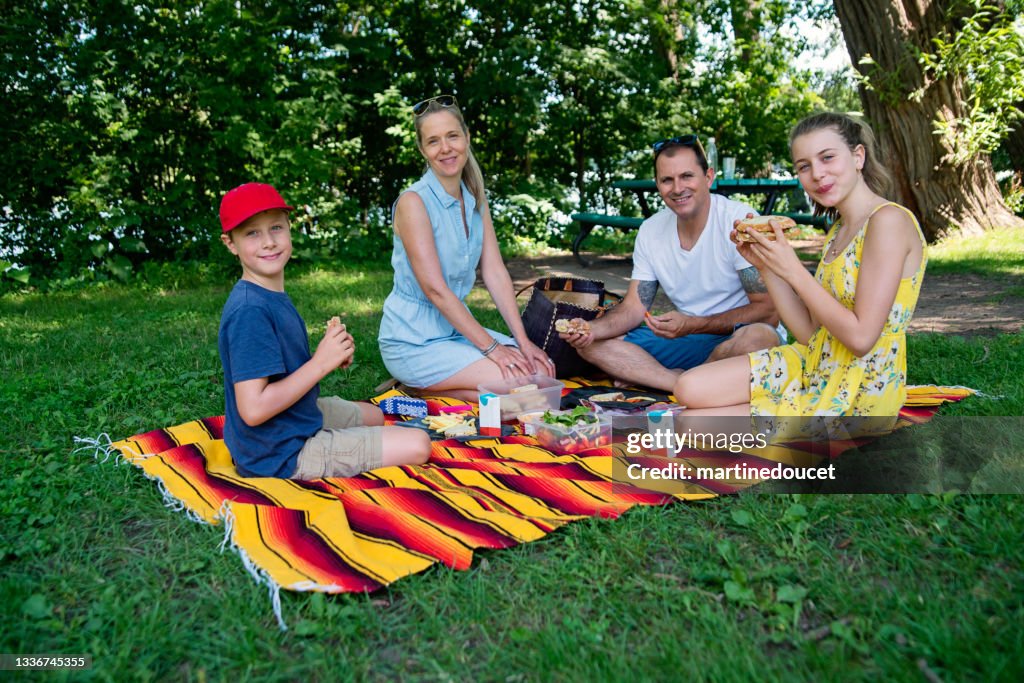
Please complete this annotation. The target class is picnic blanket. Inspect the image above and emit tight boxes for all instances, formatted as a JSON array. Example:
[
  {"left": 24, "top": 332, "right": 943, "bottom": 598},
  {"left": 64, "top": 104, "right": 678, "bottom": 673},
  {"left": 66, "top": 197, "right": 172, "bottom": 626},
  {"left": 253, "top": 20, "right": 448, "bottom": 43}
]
[{"left": 79, "top": 381, "right": 973, "bottom": 629}]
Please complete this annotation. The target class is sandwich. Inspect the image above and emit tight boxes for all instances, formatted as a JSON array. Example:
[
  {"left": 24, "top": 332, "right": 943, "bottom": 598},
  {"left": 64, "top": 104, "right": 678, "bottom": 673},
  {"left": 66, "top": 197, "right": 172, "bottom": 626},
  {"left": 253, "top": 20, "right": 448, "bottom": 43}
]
[
  {"left": 589, "top": 391, "right": 626, "bottom": 403},
  {"left": 554, "top": 318, "right": 591, "bottom": 335},
  {"left": 735, "top": 215, "right": 799, "bottom": 242}
]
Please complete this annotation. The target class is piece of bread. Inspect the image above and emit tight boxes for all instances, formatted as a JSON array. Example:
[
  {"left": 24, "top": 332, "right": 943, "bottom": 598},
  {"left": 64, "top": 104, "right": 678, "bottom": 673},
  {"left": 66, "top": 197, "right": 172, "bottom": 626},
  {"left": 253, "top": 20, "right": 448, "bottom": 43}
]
[
  {"left": 511, "top": 383, "right": 539, "bottom": 394},
  {"left": 554, "top": 318, "right": 591, "bottom": 335},
  {"left": 327, "top": 316, "right": 342, "bottom": 330},
  {"left": 735, "top": 215, "right": 798, "bottom": 242}
]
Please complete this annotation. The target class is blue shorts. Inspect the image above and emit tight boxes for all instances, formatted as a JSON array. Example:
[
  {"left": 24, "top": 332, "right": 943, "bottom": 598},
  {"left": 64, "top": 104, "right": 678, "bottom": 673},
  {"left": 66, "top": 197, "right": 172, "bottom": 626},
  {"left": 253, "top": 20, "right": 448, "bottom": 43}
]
[{"left": 623, "top": 325, "right": 731, "bottom": 371}]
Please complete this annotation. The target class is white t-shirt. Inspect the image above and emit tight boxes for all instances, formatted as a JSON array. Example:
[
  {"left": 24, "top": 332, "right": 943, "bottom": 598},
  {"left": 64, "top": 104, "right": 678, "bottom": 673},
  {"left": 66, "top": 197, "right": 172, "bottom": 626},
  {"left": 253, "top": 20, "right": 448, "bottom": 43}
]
[{"left": 632, "top": 193, "right": 757, "bottom": 318}]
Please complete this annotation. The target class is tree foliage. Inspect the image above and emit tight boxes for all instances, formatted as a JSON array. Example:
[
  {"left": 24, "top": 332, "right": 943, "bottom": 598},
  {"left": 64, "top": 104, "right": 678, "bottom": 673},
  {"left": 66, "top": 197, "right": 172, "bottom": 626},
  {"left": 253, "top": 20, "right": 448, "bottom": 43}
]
[
  {"left": 0, "top": 0, "right": 841, "bottom": 283},
  {"left": 913, "top": 1, "right": 1024, "bottom": 166}
]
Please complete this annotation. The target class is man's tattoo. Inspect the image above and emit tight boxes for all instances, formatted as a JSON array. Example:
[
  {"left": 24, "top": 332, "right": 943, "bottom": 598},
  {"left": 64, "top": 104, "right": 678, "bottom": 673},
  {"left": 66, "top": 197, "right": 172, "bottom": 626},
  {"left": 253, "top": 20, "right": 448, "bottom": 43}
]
[
  {"left": 738, "top": 267, "right": 767, "bottom": 294},
  {"left": 637, "top": 280, "right": 659, "bottom": 310}
]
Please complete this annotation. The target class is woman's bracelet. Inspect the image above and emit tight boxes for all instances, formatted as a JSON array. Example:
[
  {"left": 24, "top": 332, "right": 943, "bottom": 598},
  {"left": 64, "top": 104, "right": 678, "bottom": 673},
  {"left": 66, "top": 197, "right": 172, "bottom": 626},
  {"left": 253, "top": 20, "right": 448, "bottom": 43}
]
[{"left": 480, "top": 339, "right": 499, "bottom": 357}]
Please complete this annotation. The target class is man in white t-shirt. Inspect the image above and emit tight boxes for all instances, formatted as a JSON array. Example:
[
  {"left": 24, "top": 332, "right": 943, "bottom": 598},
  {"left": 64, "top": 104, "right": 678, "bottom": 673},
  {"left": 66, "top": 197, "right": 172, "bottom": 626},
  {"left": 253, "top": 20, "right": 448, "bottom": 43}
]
[{"left": 561, "top": 136, "right": 783, "bottom": 392}]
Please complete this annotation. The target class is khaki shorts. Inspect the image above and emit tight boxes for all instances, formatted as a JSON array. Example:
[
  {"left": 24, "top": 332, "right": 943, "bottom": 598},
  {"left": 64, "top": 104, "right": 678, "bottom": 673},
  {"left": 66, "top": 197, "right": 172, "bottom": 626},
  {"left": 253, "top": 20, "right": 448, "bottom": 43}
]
[{"left": 292, "top": 397, "right": 384, "bottom": 480}]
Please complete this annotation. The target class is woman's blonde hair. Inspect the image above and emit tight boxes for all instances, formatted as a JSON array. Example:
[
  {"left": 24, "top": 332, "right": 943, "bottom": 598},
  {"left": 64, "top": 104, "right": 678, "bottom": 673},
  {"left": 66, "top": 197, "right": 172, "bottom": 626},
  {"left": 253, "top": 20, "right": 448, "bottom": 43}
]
[
  {"left": 414, "top": 100, "right": 486, "bottom": 208},
  {"left": 789, "top": 112, "right": 894, "bottom": 222}
]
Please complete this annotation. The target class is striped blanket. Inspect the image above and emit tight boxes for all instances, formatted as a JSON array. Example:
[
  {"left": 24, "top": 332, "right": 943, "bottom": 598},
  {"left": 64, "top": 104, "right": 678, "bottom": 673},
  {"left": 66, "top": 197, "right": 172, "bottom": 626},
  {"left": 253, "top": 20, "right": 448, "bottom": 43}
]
[{"left": 89, "top": 381, "right": 971, "bottom": 627}]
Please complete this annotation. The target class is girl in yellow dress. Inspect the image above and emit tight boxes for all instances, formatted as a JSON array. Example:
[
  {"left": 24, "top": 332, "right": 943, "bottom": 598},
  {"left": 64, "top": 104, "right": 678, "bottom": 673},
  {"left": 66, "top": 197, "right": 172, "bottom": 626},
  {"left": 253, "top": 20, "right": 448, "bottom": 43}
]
[{"left": 673, "top": 112, "right": 926, "bottom": 434}]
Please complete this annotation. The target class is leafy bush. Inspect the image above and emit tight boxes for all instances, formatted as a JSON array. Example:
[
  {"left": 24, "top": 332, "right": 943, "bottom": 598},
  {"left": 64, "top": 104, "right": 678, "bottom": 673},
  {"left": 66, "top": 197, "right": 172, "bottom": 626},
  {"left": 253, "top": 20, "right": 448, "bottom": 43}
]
[
  {"left": 1, "top": 0, "right": 834, "bottom": 284},
  {"left": 1001, "top": 174, "right": 1024, "bottom": 216}
]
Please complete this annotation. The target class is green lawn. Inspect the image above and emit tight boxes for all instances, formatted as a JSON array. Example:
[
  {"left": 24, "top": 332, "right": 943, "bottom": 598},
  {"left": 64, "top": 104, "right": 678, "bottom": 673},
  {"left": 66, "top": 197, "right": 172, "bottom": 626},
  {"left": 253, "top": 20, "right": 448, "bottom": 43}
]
[
  {"left": 1, "top": 233, "right": 1022, "bottom": 681},
  {"left": 926, "top": 225, "right": 1024, "bottom": 277}
]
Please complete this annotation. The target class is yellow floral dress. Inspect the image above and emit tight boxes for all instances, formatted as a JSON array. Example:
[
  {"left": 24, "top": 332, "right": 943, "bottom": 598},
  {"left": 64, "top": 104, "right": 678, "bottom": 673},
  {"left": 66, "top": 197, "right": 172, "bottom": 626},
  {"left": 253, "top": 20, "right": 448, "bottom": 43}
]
[{"left": 748, "top": 202, "right": 926, "bottom": 432}]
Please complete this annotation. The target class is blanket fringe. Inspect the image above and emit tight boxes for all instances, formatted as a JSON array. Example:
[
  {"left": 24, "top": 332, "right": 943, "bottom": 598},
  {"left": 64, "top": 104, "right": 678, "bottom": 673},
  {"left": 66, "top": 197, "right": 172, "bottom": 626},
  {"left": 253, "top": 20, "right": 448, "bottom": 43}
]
[
  {"left": 921, "top": 384, "right": 994, "bottom": 399},
  {"left": 156, "top": 479, "right": 208, "bottom": 525},
  {"left": 72, "top": 433, "right": 134, "bottom": 464},
  {"left": 288, "top": 580, "right": 346, "bottom": 593},
  {"left": 79, "top": 434, "right": 286, "bottom": 628},
  {"left": 216, "top": 501, "right": 287, "bottom": 632},
  {"left": 76, "top": 433, "right": 210, "bottom": 524},
  {"left": 956, "top": 386, "right": 999, "bottom": 400}
]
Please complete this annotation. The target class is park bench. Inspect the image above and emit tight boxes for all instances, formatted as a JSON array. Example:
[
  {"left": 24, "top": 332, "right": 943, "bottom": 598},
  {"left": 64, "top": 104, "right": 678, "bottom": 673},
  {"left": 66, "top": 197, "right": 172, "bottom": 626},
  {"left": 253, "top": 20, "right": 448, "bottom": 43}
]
[
  {"left": 569, "top": 178, "right": 827, "bottom": 266},
  {"left": 569, "top": 213, "right": 645, "bottom": 267}
]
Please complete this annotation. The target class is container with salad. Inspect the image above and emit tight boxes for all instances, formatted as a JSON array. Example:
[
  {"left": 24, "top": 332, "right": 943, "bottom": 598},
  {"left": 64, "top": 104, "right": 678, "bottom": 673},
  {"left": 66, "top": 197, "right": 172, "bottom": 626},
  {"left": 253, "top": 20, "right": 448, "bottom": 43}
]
[{"left": 533, "top": 407, "right": 612, "bottom": 455}]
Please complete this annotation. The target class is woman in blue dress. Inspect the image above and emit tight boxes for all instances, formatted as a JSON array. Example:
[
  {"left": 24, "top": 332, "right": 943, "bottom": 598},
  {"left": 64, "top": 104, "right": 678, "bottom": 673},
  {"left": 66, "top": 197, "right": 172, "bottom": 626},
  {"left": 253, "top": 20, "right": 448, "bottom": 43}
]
[{"left": 378, "top": 95, "right": 554, "bottom": 402}]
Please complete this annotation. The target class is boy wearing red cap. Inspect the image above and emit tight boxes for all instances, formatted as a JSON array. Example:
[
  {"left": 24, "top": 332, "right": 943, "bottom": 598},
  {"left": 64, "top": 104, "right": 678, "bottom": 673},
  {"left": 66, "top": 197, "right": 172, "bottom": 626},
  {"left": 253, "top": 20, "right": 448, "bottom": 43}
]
[{"left": 217, "top": 183, "right": 430, "bottom": 478}]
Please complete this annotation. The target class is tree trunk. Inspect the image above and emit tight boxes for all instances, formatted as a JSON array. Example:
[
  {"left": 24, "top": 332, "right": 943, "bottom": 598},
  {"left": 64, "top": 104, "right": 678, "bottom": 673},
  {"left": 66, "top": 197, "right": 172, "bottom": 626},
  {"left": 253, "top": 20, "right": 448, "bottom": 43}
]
[
  {"left": 833, "top": 0, "right": 1023, "bottom": 240},
  {"left": 655, "top": 0, "right": 686, "bottom": 81},
  {"left": 575, "top": 125, "right": 586, "bottom": 212},
  {"left": 729, "top": 0, "right": 763, "bottom": 65}
]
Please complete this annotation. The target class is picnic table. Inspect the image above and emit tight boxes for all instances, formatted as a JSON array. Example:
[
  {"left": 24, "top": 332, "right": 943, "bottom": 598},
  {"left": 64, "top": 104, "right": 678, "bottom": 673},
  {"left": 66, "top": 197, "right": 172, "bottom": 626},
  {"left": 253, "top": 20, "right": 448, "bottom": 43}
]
[{"left": 570, "top": 177, "right": 825, "bottom": 267}]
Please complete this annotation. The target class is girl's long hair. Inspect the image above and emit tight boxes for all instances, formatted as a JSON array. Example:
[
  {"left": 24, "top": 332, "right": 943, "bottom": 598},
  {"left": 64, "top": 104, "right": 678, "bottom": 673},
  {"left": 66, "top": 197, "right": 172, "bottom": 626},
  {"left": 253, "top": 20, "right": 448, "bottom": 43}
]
[
  {"left": 789, "top": 112, "right": 894, "bottom": 222},
  {"left": 414, "top": 100, "right": 486, "bottom": 208}
]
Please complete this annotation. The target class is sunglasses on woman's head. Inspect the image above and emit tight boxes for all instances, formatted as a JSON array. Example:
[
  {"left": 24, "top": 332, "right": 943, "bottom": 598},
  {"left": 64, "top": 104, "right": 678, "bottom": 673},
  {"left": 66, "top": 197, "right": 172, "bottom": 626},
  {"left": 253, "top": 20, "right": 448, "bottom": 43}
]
[
  {"left": 412, "top": 95, "right": 459, "bottom": 117},
  {"left": 652, "top": 134, "right": 700, "bottom": 155}
]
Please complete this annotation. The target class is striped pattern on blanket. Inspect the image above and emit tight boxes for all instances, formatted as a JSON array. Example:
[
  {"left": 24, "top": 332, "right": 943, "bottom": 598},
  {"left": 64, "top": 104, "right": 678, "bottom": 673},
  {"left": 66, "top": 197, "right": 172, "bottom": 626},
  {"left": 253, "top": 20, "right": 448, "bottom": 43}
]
[{"left": 105, "top": 383, "right": 972, "bottom": 600}]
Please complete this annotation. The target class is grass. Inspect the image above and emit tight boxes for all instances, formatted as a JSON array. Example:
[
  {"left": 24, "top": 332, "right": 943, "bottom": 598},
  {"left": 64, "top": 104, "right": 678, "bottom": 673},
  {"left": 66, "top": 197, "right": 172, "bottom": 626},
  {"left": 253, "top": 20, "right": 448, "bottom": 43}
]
[
  {"left": 926, "top": 226, "right": 1024, "bottom": 277},
  {"left": 2, "top": 238, "right": 1023, "bottom": 681},
  {"left": 571, "top": 227, "right": 638, "bottom": 258}
]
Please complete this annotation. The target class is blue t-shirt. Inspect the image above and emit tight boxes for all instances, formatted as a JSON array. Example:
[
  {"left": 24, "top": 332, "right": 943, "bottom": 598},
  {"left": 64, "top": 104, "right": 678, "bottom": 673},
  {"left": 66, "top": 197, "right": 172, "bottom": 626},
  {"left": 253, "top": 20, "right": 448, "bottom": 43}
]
[{"left": 218, "top": 280, "right": 322, "bottom": 477}]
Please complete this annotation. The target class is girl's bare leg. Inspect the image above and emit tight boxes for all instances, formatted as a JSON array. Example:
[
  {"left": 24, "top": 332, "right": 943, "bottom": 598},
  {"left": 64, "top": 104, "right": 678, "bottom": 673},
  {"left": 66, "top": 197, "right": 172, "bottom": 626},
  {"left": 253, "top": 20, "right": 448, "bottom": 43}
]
[{"left": 674, "top": 354, "right": 751, "bottom": 409}]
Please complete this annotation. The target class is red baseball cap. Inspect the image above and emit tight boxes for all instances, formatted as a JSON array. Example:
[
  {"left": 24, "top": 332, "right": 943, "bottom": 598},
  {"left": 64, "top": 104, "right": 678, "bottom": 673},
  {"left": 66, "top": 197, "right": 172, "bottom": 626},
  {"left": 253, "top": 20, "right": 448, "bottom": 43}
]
[{"left": 219, "top": 183, "right": 293, "bottom": 233}]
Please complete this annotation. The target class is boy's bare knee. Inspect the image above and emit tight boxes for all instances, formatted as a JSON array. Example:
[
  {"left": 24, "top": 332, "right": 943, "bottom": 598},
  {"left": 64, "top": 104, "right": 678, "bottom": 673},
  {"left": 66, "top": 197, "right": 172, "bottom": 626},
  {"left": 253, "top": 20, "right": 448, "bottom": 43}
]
[
  {"left": 409, "top": 432, "right": 430, "bottom": 464},
  {"left": 415, "top": 432, "right": 432, "bottom": 464},
  {"left": 362, "top": 403, "right": 385, "bottom": 426},
  {"left": 382, "top": 426, "right": 432, "bottom": 467}
]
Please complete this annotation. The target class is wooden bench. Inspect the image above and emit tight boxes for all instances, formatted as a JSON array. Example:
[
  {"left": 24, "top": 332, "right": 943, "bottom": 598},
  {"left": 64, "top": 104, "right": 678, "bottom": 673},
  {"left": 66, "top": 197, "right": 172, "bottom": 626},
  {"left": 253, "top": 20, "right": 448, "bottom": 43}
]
[{"left": 569, "top": 211, "right": 827, "bottom": 267}]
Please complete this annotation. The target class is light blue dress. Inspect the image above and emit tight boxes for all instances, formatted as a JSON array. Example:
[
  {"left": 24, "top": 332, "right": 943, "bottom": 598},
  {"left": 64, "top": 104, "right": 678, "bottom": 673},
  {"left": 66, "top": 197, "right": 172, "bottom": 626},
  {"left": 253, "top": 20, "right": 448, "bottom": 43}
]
[{"left": 378, "top": 169, "right": 516, "bottom": 388}]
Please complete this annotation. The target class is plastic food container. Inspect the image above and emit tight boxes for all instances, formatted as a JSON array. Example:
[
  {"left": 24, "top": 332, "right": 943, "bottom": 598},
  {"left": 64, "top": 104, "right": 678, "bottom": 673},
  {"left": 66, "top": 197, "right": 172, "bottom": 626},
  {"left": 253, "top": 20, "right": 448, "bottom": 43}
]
[
  {"left": 477, "top": 374, "right": 564, "bottom": 423},
  {"left": 533, "top": 411, "right": 612, "bottom": 455},
  {"left": 517, "top": 411, "right": 546, "bottom": 436}
]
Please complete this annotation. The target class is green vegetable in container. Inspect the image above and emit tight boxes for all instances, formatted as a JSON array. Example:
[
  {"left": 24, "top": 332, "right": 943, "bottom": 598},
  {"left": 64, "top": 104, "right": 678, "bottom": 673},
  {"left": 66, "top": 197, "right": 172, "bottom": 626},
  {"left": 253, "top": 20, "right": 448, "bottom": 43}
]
[{"left": 541, "top": 406, "right": 597, "bottom": 426}]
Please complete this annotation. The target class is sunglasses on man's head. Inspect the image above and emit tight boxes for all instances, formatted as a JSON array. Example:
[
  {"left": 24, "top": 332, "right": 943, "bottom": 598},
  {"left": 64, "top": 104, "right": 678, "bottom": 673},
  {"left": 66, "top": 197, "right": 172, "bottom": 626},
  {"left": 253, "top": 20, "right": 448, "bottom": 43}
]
[
  {"left": 412, "top": 95, "right": 459, "bottom": 117},
  {"left": 652, "top": 134, "right": 700, "bottom": 155}
]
